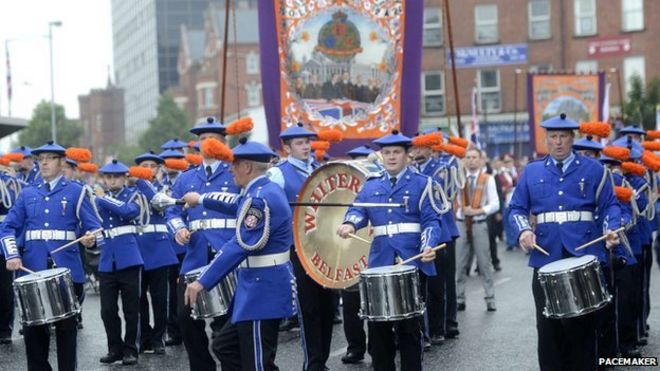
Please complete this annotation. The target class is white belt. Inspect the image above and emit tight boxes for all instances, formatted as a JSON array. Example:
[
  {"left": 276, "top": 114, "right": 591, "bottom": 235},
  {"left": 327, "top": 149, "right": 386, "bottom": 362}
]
[
  {"left": 104, "top": 225, "right": 137, "bottom": 238},
  {"left": 189, "top": 218, "right": 237, "bottom": 231},
  {"left": 536, "top": 211, "right": 593, "bottom": 224},
  {"left": 138, "top": 224, "right": 169, "bottom": 234},
  {"left": 26, "top": 230, "right": 76, "bottom": 241},
  {"left": 239, "top": 251, "right": 290, "bottom": 268},
  {"left": 372, "top": 223, "right": 421, "bottom": 237}
]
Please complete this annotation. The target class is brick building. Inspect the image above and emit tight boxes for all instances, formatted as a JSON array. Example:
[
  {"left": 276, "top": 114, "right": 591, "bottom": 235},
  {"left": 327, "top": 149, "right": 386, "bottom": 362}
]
[
  {"left": 78, "top": 79, "right": 125, "bottom": 161},
  {"left": 172, "top": 1, "right": 260, "bottom": 123},
  {"left": 420, "top": 0, "right": 659, "bottom": 155}
]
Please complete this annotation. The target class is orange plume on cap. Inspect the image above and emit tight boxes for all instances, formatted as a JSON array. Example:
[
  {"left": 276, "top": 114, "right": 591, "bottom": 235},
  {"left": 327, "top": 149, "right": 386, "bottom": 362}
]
[
  {"left": 315, "top": 149, "right": 327, "bottom": 162},
  {"left": 642, "top": 141, "right": 660, "bottom": 151},
  {"left": 412, "top": 132, "right": 443, "bottom": 148},
  {"left": 311, "top": 140, "right": 330, "bottom": 151},
  {"left": 201, "top": 138, "right": 234, "bottom": 162},
  {"left": 65, "top": 148, "right": 92, "bottom": 163},
  {"left": 439, "top": 143, "right": 467, "bottom": 158},
  {"left": 579, "top": 122, "right": 611, "bottom": 138},
  {"left": 164, "top": 158, "right": 189, "bottom": 171},
  {"left": 602, "top": 146, "right": 630, "bottom": 162},
  {"left": 621, "top": 162, "right": 647, "bottom": 176},
  {"left": 128, "top": 166, "right": 153, "bottom": 181},
  {"left": 317, "top": 128, "right": 343, "bottom": 142},
  {"left": 225, "top": 117, "right": 254, "bottom": 135},
  {"left": 614, "top": 186, "right": 633, "bottom": 203},
  {"left": 646, "top": 130, "right": 660, "bottom": 140},
  {"left": 5, "top": 153, "right": 24, "bottom": 163},
  {"left": 0, "top": 157, "right": 10, "bottom": 167},
  {"left": 448, "top": 137, "right": 469, "bottom": 149},
  {"left": 185, "top": 153, "right": 203, "bottom": 166},
  {"left": 641, "top": 151, "right": 660, "bottom": 172},
  {"left": 77, "top": 162, "right": 98, "bottom": 174}
]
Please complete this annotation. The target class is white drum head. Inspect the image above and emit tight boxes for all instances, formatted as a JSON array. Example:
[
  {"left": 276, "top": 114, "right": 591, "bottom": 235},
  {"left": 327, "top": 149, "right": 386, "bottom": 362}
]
[
  {"left": 361, "top": 265, "right": 416, "bottom": 276},
  {"left": 14, "top": 267, "right": 70, "bottom": 283},
  {"left": 539, "top": 254, "right": 597, "bottom": 274}
]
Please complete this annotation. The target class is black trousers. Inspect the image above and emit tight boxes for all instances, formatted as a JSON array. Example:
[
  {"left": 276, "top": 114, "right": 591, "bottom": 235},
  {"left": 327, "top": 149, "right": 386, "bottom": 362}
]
[
  {"left": 634, "top": 253, "right": 646, "bottom": 339},
  {"left": 641, "top": 244, "right": 652, "bottom": 329},
  {"left": 532, "top": 268, "right": 598, "bottom": 371},
  {"left": 98, "top": 265, "right": 142, "bottom": 357},
  {"left": 486, "top": 215, "right": 501, "bottom": 267},
  {"left": 23, "top": 283, "right": 83, "bottom": 371},
  {"left": 617, "top": 264, "right": 638, "bottom": 353},
  {"left": 292, "top": 251, "right": 337, "bottom": 371},
  {"left": 368, "top": 316, "right": 423, "bottom": 371},
  {"left": 0, "top": 254, "right": 14, "bottom": 338},
  {"left": 444, "top": 240, "right": 458, "bottom": 331},
  {"left": 426, "top": 242, "right": 452, "bottom": 337},
  {"left": 212, "top": 319, "right": 281, "bottom": 371},
  {"left": 341, "top": 288, "right": 366, "bottom": 356},
  {"left": 140, "top": 265, "right": 170, "bottom": 348},
  {"left": 167, "top": 253, "right": 185, "bottom": 341},
  {"left": 597, "top": 266, "right": 617, "bottom": 359},
  {"left": 177, "top": 274, "right": 227, "bottom": 371}
]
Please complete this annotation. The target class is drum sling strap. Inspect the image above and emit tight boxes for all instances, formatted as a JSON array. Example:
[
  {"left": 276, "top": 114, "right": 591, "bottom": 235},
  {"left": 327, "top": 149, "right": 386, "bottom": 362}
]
[{"left": 462, "top": 172, "right": 490, "bottom": 242}]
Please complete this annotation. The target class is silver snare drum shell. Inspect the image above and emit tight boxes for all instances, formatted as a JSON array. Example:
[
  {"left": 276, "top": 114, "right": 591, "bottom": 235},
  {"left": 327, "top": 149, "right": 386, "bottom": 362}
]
[
  {"left": 13, "top": 267, "right": 81, "bottom": 327},
  {"left": 358, "top": 265, "right": 425, "bottom": 322},
  {"left": 184, "top": 266, "right": 236, "bottom": 319},
  {"left": 537, "top": 254, "right": 612, "bottom": 319}
]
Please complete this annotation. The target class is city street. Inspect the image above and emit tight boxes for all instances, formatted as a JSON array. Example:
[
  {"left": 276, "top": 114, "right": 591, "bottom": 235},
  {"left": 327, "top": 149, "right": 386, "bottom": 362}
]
[{"left": 1, "top": 245, "right": 659, "bottom": 370}]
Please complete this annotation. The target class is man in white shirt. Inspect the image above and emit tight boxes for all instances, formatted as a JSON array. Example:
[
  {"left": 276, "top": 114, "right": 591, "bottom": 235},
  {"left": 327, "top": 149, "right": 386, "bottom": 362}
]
[{"left": 456, "top": 147, "right": 499, "bottom": 311}]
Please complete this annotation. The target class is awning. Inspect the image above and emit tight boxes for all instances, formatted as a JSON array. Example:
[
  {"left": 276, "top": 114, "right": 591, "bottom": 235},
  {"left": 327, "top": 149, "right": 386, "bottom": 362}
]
[{"left": 0, "top": 116, "right": 28, "bottom": 138}]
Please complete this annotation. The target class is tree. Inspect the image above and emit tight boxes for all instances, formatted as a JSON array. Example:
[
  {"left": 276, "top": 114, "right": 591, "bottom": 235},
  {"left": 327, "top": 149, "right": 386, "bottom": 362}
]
[
  {"left": 17, "top": 100, "right": 83, "bottom": 148},
  {"left": 138, "top": 92, "right": 194, "bottom": 152},
  {"left": 624, "top": 75, "right": 660, "bottom": 130}
]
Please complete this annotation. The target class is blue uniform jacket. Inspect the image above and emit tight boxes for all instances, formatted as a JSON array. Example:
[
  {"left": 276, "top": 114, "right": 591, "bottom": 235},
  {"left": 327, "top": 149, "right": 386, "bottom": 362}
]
[
  {"left": 197, "top": 176, "right": 296, "bottom": 323},
  {"left": 508, "top": 153, "right": 621, "bottom": 267},
  {"left": 166, "top": 162, "right": 240, "bottom": 275},
  {"left": 343, "top": 167, "right": 442, "bottom": 276},
  {"left": 269, "top": 159, "right": 320, "bottom": 208},
  {"left": 628, "top": 174, "right": 649, "bottom": 253},
  {"left": 134, "top": 180, "right": 178, "bottom": 271},
  {"left": 418, "top": 157, "right": 457, "bottom": 243},
  {"left": 1, "top": 178, "right": 103, "bottom": 283},
  {"left": 96, "top": 187, "right": 143, "bottom": 272},
  {"left": 610, "top": 172, "right": 638, "bottom": 265}
]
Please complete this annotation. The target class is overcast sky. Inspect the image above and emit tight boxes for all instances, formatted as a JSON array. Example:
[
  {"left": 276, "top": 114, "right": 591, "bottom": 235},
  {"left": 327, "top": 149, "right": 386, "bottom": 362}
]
[{"left": 0, "top": 0, "right": 113, "bottom": 120}]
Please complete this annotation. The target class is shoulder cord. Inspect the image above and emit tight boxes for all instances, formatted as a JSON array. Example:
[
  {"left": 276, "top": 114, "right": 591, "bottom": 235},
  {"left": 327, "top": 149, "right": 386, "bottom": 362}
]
[
  {"left": 236, "top": 197, "right": 270, "bottom": 251},
  {"left": 0, "top": 179, "right": 12, "bottom": 209},
  {"left": 452, "top": 158, "right": 467, "bottom": 190},
  {"left": 646, "top": 173, "right": 657, "bottom": 220},
  {"left": 420, "top": 176, "right": 451, "bottom": 214},
  {"left": 594, "top": 167, "right": 609, "bottom": 216}
]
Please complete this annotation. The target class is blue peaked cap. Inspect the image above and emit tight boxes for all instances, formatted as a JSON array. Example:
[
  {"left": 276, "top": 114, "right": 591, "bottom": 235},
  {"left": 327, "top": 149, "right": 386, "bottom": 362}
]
[
  {"left": 190, "top": 117, "right": 226, "bottom": 136},
  {"left": 31, "top": 141, "right": 66, "bottom": 156},
  {"left": 158, "top": 149, "right": 185, "bottom": 160},
  {"left": 612, "top": 135, "right": 643, "bottom": 159},
  {"left": 161, "top": 138, "right": 187, "bottom": 150},
  {"left": 540, "top": 113, "right": 580, "bottom": 130},
  {"left": 619, "top": 124, "right": 646, "bottom": 136},
  {"left": 372, "top": 130, "right": 412, "bottom": 148},
  {"left": 573, "top": 136, "right": 603, "bottom": 151},
  {"left": 135, "top": 151, "right": 164, "bottom": 165},
  {"left": 347, "top": 145, "right": 374, "bottom": 158},
  {"left": 99, "top": 159, "right": 129, "bottom": 174},
  {"left": 232, "top": 137, "right": 277, "bottom": 163},
  {"left": 280, "top": 123, "right": 316, "bottom": 140}
]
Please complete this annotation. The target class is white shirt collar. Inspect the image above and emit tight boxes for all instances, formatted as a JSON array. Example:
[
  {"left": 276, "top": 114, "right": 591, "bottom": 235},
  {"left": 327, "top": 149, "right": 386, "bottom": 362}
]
[
  {"left": 202, "top": 159, "right": 221, "bottom": 174},
  {"left": 288, "top": 155, "right": 313, "bottom": 171},
  {"left": 45, "top": 175, "right": 63, "bottom": 190}
]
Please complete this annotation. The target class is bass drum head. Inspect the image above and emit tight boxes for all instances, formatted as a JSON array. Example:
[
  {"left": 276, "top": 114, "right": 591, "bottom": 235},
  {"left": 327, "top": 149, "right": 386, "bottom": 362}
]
[
  {"left": 538, "top": 254, "right": 597, "bottom": 274},
  {"left": 293, "top": 160, "right": 380, "bottom": 289}
]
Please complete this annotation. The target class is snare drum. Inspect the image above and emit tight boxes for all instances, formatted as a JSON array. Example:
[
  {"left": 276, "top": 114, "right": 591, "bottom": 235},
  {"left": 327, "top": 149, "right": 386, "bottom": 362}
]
[
  {"left": 13, "top": 267, "right": 81, "bottom": 327},
  {"left": 358, "top": 265, "right": 424, "bottom": 322},
  {"left": 538, "top": 254, "right": 611, "bottom": 319},
  {"left": 184, "top": 266, "right": 236, "bottom": 319}
]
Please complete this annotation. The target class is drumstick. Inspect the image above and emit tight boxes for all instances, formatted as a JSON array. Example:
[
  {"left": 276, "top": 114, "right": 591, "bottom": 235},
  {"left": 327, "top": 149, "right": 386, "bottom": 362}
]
[
  {"left": 19, "top": 266, "right": 37, "bottom": 275},
  {"left": 348, "top": 233, "right": 370, "bottom": 245},
  {"left": 397, "top": 243, "right": 447, "bottom": 266},
  {"left": 532, "top": 243, "right": 550, "bottom": 256},
  {"left": 575, "top": 227, "right": 625, "bottom": 251},
  {"left": 50, "top": 228, "right": 104, "bottom": 254}
]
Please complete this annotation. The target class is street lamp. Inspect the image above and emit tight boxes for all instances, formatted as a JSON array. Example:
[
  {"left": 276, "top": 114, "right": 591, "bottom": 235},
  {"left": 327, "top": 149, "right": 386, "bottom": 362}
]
[{"left": 48, "top": 21, "right": 62, "bottom": 142}]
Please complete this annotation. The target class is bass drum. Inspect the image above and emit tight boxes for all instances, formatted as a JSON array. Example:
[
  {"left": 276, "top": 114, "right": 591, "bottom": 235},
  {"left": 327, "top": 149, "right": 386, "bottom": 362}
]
[{"left": 293, "top": 160, "right": 381, "bottom": 289}]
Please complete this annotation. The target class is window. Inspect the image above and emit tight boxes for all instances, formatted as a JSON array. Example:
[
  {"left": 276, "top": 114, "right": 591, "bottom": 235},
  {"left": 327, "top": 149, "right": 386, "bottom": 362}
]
[
  {"left": 528, "top": 0, "right": 551, "bottom": 40},
  {"left": 245, "top": 81, "right": 261, "bottom": 107},
  {"left": 475, "top": 5, "right": 498, "bottom": 44},
  {"left": 622, "top": 0, "right": 644, "bottom": 31},
  {"left": 204, "top": 87, "right": 214, "bottom": 108},
  {"left": 246, "top": 51, "right": 259, "bottom": 75},
  {"left": 478, "top": 70, "right": 501, "bottom": 113},
  {"left": 624, "top": 56, "right": 645, "bottom": 95},
  {"left": 529, "top": 64, "right": 553, "bottom": 73},
  {"left": 423, "top": 8, "right": 443, "bottom": 47},
  {"left": 574, "top": 0, "right": 597, "bottom": 36},
  {"left": 575, "top": 60, "right": 598, "bottom": 74},
  {"left": 421, "top": 72, "right": 444, "bottom": 116}
]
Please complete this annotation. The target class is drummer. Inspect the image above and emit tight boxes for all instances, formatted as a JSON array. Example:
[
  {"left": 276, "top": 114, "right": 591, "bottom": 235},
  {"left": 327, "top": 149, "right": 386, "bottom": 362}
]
[
  {"left": 337, "top": 130, "right": 442, "bottom": 371},
  {"left": 508, "top": 113, "right": 621, "bottom": 370},
  {"left": 1, "top": 141, "right": 101, "bottom": 371}
]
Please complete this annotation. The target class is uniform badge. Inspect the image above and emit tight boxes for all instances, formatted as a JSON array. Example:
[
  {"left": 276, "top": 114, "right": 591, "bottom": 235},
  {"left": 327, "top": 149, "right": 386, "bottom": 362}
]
[{"left": 244, "top": 207, "right": 263, "bottom": 229}]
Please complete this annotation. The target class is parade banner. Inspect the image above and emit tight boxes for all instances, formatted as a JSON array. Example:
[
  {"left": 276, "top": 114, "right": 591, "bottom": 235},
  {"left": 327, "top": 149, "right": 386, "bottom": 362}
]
[
  {"left": 527, "top": 73, "right": 604, "bottom": 154},
  {"left": 258, "top": 1, "right": 423, "bottom": 153}
]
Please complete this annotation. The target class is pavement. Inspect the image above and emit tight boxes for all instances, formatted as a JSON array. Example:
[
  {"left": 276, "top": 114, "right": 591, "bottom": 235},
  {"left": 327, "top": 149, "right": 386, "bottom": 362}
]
[{"left": 1, "top": 244, "right": 660, "bottom": 370}]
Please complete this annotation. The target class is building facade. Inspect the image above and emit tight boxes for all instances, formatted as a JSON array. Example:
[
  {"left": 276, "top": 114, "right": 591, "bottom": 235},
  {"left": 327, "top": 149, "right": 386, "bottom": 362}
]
[
  {"left": 420, "top": 0, "right": 659, "bottom": 155},
  {"left": 78, "top": 81, "right": 125, "bottom": 161}
]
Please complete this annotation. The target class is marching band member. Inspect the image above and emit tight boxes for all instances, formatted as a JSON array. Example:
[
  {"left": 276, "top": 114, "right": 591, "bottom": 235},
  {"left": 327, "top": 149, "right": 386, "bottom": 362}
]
[
  {"left": 11, "top": 146, "right": 41, "bottom": 185},
  {"left": 166, "top": 117, "right": 239, "bottom": 371},
  {"left": 133, "top": 152, "right": 179, "bottom": 354},
  {"left": 95, "top": 160, "right": 144, "bottom": 365},
  {"left": 183, "top": 137, "right": 296, "bottom": 371},
  {"left": 337, "top": 130, "right": 443, "bottom": 371},
  {"left": 0, "top": 167, "right": 17, "bottom": 344},
  {"left": 508, "top": 114, "right": 621, "bottom": 370},
  {"left": 1, "top": 141, "right": 101, "bottom": 371}
]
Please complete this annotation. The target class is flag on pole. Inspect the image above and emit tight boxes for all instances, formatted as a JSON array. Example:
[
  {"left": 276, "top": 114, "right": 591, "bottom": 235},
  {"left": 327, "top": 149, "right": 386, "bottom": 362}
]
[
  {"left": 470, "top": 86, "right": 481, "bottom": 149},
  {"left": 5, "top": 47, "right": 11, "bottom": 106},
  {"left": 601, "top": 82, "right": 611, "bottom": 146}
]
